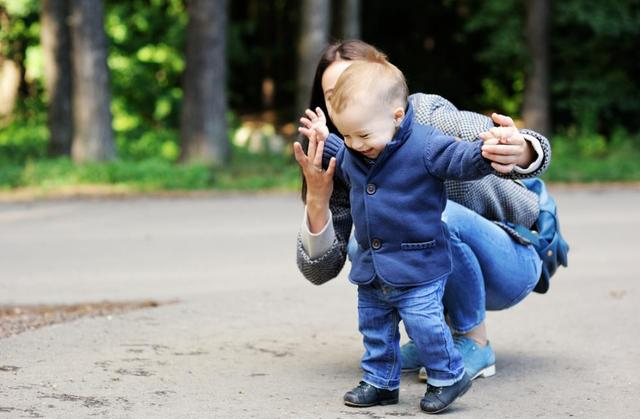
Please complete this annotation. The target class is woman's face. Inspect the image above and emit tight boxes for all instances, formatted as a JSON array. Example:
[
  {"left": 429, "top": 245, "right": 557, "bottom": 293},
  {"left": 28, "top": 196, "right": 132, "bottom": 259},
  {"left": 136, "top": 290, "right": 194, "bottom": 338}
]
[{"left": 321, "top": 59, "right": 353, "bottom": 120}]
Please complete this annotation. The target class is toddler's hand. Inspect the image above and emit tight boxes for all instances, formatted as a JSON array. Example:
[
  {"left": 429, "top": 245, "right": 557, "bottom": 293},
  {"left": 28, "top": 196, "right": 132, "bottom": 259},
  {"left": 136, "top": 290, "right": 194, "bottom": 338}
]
[
  {"left": 298, "top": 107, "right": 329, "bottom": 142},
  {"left": 480, "top": 113, "right": 532, "bottom": 173}
]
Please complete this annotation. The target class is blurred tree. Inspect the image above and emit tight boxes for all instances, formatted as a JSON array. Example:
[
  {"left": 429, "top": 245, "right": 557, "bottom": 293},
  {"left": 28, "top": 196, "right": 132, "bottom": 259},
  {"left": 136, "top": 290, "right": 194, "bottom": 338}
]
[
  {"left": 337, "top": 0, "right": 360, "bottom": 40},
  {"left": 41, "top": 0, "right": 72, "bottom": 155},
  {"left": 180, "top": 0, "right": 228, "bottom": 164},
  {"left": 522, "top": 0, "right": 550, "bottom": 136},
  {"left": 552, "top": 0, "right": 640, "bottom": 135},
  {"left": 69, "top": 0, "right": 114, "bottom": 162},
  {"left": 363, "top": 1, "right": 486, "bottom": 113},
  {"left": 0, "top": 48, "right": 20, "bottom": 120},
  {"left": 296, "top": 0, "right": 329, "bottom": 117},
  {"left": 0, "top": 0, "right": 40, "bottom": 121},
  {"left": 105, "top": 0, "right": 186, "bottom": 132}
]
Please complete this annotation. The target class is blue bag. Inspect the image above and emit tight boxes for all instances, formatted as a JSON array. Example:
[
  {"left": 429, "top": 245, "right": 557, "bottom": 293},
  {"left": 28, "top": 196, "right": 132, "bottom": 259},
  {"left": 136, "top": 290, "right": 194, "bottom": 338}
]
[{"left": 512, "top": 178, "right": 569, "bottom": 294}]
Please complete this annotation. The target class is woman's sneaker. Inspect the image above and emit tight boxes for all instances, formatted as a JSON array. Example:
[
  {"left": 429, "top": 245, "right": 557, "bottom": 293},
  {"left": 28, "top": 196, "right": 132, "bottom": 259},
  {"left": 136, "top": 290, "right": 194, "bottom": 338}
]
[
  {"left": 420, "top": 373, "right": 472, "bottom": 414},
  {"left": 417, "top": 336, "right": 496, "bottom": 382},
  {"left": 454, "top": 335, "right": 496, "bottom": 380},
  {"left": 400, "top": 340, "right": 421, "bottom": 372}
]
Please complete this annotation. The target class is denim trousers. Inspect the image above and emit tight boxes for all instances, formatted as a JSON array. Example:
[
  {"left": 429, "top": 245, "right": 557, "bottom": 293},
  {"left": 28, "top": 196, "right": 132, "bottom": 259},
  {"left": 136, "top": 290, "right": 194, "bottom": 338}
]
[
  {"left": 357, "top": 277, "right": 465, "bottom": 390},
  {"left": 347, "top": 200, "right": 542, "bottom": 336},
  {"left": 441, "top": 200, "right": 542, "bottom": 333}
]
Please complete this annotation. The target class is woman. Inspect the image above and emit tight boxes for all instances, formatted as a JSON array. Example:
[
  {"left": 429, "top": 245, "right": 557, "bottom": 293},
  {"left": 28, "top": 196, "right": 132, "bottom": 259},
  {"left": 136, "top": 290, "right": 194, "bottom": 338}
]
[{"left": 295, "top": 40, "right": 549, "bottom": 381}]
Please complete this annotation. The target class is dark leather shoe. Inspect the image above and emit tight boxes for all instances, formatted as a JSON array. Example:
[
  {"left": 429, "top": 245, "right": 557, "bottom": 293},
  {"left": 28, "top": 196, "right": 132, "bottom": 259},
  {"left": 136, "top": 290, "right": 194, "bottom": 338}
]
[
  {"left": 420, "top": 373, "right": 471, "bottom": 414},
  {"left": 343, "top": 381, "right": 399, "bottom": 407}
]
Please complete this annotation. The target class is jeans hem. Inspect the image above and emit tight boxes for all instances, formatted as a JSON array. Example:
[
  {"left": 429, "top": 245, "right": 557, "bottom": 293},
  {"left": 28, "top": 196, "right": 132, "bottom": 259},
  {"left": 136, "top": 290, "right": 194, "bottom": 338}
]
[
  {"left": 362, "top": 374, "right": 400, "bottom": 391},
  {"left": 426, "top": 370, "right": 465, "bottom": 387},
  {"left": 450, "top": 318, "right": 484, "bottom": 335}
]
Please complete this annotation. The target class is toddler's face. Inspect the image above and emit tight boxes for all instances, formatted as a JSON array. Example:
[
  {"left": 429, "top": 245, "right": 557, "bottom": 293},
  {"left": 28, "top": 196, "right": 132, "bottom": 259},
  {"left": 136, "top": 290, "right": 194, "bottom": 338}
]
[{"left": 333, "top": 100, "right": 400, "bottom": 159}]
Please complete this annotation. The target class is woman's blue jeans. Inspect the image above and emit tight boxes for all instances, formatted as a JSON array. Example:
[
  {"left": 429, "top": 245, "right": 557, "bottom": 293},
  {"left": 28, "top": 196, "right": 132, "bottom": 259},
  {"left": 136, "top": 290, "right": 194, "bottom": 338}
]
[
  {"left": 441, "top": 200, "right": 542, "bottom": 333},
  {"left": 347, "top": 200, "right": 542, "bottom": 334}
]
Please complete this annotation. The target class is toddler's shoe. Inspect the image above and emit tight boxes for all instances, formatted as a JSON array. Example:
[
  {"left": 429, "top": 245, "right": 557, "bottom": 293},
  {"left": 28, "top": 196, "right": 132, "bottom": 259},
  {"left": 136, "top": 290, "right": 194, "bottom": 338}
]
[
  {"left": 417, "top": 336, "right": 496, "bottom": 382},
  {"left": 343, "top": 381, "right": 399, "bottom": 407},
  {"left": 420, "top": 373, "right": 471, "bottom": 414},
  {"left": 400, "top": 340, "right": 421, "bottom": 372}
]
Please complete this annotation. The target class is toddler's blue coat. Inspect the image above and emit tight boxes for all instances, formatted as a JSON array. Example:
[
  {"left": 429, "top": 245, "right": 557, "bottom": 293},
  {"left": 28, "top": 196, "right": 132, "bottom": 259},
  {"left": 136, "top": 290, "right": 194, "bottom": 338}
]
[{"left": 323, "top": 103, "right": 493, "bottom": 287}]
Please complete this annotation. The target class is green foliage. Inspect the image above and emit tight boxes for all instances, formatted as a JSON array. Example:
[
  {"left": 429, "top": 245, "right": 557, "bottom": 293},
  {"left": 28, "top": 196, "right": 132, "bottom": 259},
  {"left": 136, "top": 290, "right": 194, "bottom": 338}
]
[
  {"left": 0, "top": 119, "right": 47, "bottom": 164},
  {"left": 544, "top": 128, "right": 640, "bottom": 182},
  {"left": 106, "top": 0, "right": 186, "bottom": 136},
  {"left": 552, "top": 0, "right": 640, "bottom": 134},
  {"left": 0, "top": 0, "right": 40, "bottom": 60},
  {"left": 0, "top": 151, "right": 301, "bottom": 192},
  {"left": 462, "top": 0, "right": 526, "bottom": 115},
  {"left": 115, "top": 127, "right": 180, "bottom": 162}
]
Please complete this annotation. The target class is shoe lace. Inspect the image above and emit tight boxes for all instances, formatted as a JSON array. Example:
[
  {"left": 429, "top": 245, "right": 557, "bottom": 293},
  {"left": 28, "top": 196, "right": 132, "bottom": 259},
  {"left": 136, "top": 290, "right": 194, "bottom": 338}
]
[
  {"left": 356, "top": 381, "right": 370, "bottom": 391},
  {"left": 452, "top": 335, "right": 467, "bottom": 347},
  {"left": 426, "top": 384, "right": 443, "bottom": 395}
]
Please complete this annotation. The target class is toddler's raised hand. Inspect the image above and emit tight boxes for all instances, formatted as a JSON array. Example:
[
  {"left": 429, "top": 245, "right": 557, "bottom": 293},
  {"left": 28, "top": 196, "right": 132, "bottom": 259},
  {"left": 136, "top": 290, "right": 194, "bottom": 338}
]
[
  {"left": 298, "top": 107, "right": 329, "bottom": 142},
  {"left": 480, "top": 113, "right": 532, "bottom": 173}
]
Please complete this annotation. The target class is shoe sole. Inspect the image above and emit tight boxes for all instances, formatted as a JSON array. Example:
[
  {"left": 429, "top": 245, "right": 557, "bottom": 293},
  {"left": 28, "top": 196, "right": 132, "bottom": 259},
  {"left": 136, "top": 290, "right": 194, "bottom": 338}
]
[
  {"left": 470, "top": 364, "right": 496, "bottom": 380},
  {"left": 344, "top": 398, "right": 399, "bottom": 408},
  {"left": 418, "top": 364, "right": 496, "bottom": 382},
  {"left": 420, "top": 379, "right": 472, "bottom": 414}
]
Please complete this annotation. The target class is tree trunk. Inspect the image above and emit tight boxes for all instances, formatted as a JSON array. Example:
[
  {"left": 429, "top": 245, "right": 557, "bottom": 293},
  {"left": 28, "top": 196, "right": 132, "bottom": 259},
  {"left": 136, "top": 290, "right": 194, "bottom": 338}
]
[
  {"left": 296, "top": 0, "right": 330, "bottom": 117},
  {"left": 340, "top": 0, "right": 360, "bottom": 40},
  {"left": 180, "top": 0, "right": 229, "bottom": 165},
  {"left": 522, "top": 0, "right": 550, "bottom": 136},
  {"left": 0, "top": 57, "right": 20, "bottom": 121},
  {"left": 41, "top": 0, "right": 73, "bottom": 156},
  {"left": 69, "top": 0, "right": 114, "bottom": 162}
]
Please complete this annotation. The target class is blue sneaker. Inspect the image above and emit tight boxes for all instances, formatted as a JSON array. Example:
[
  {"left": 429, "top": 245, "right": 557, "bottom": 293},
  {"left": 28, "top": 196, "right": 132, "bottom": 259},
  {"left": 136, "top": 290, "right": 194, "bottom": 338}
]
[
  {"left": 417, "top": 335, "right": 496, "bottom": 382},
  {"left": 399, "top": 340, "right": 421, "bottom": 372},
  {"left": 454, "top": 335, "right": 496, "bottom": 380}
]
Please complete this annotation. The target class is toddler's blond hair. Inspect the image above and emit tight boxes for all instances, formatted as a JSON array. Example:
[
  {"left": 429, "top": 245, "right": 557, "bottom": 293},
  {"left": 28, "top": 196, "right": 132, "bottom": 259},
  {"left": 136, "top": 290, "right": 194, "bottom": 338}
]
[{"left": 329, "top": 60, "right": 408, "bottom": 114}]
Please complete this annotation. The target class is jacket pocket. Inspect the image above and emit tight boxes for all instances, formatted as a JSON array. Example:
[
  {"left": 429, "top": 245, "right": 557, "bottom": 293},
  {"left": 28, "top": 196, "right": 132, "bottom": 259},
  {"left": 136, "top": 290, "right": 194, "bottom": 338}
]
[{"left": 401, "top": 240, "right": 436, "bottom": 250}]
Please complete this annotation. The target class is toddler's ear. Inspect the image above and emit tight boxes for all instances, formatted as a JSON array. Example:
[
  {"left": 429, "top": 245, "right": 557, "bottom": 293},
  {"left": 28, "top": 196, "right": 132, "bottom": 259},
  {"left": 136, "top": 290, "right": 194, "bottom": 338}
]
[{"left": 393, "top": 106, "right": 405, "bottom": 127}]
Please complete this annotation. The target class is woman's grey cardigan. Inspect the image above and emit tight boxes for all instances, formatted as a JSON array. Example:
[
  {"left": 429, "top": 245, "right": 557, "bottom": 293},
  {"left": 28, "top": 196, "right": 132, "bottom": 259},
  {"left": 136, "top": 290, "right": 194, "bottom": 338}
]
[{"left": 296, "top": 93, "right": 551, "bottom": 285}]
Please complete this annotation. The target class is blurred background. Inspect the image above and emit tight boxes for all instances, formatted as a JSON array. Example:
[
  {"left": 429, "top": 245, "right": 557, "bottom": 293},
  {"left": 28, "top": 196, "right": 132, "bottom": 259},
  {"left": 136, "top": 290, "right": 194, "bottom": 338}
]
[{"left": 1, "top": 0, "right": 639, "bottom": 194}]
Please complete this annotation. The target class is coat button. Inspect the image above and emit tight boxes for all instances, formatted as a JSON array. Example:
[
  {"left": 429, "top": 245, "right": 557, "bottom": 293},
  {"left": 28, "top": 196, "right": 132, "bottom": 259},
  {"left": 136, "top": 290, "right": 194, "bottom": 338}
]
[
  {"left": 366, "top": 183, "right": 377, "bottom": 195},
  {"left": 371, "top": 239, "right": 382, "bottom": 250}
]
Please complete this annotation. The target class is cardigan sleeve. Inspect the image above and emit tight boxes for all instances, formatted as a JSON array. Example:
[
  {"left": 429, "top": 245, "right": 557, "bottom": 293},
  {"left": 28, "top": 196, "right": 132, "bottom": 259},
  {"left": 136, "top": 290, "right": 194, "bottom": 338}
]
[
  {"left": 423, "top": 128, "right": 494, "bottom": 181},
  {"left": 409, "top": 93, "right": 551, "bottom": 178},
  {"left": 295, "top": 176, "right": 352, "bottom": 285}
]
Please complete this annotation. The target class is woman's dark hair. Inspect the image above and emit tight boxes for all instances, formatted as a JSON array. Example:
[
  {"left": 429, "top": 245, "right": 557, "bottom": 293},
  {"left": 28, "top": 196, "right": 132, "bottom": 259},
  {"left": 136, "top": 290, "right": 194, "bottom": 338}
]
[{"left": 300, "top": 40, "right": 386, "bottom": 203}]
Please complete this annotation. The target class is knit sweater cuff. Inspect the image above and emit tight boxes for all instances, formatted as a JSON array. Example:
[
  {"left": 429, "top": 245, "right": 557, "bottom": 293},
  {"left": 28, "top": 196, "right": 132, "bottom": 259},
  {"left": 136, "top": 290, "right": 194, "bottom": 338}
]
[
  {"left": 300, "top": 207, "right": 335, "bottom": 259},
  {"left": 514, "top": 133, "right": 544, "bottom": 174},
  {"left": 322, "top": 134, "right": 344, "bottom": 168}
]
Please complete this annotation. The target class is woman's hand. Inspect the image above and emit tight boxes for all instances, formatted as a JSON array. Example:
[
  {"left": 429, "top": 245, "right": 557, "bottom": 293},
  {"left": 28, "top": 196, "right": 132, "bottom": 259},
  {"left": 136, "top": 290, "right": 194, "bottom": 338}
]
[
  {"left": 293, "top": 128, "right": 337, "bottom": 233},
  {"left": 480, "top": 113, "right": 535, "bottom": 173}
]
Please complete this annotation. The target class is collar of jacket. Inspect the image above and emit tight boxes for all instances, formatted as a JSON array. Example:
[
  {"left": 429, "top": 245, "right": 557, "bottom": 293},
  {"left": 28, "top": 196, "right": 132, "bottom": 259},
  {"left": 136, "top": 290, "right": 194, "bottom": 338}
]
[{"left": 346, "top": 101, "right": 415, "bottom": 170}]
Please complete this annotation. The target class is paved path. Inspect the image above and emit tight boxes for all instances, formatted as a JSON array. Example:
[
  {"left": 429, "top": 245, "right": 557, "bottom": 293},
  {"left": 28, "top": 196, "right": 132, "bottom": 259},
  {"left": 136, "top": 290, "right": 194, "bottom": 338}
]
[{"left": 1, "top": 188, "right": 639, "bottom": 418}]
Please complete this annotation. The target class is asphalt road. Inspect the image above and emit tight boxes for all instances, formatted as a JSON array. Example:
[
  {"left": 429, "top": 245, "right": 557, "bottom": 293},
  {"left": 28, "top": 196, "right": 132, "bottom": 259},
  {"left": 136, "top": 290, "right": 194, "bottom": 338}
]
[{"left": 1, "top": 187, "right": 639, "bottom": 418}]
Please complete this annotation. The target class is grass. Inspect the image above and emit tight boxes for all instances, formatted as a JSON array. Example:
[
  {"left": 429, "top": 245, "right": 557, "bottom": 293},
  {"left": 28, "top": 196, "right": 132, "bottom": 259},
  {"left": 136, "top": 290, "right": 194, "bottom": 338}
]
[
  {"left": 542, "top": 131, "right": 640, "bottom": 183},
  {"left": 2, "top": 124, "right": 640, "bottom": 198},
  {"left": 0, "top": 153, "right": 301, "bottom": 195}
]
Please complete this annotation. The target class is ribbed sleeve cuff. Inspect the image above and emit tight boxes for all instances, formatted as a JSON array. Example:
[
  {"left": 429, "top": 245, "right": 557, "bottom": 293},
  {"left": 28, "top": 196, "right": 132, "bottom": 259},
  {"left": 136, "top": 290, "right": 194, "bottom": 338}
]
[
  {"left": 300, "top": 207, "right": 335, "bottom": 259},
  {"left": 323, "top": 134, "right": 344, "bottom": 168},
  {"left": 514, "top": 133, "right": 544, "bottom": 174}
]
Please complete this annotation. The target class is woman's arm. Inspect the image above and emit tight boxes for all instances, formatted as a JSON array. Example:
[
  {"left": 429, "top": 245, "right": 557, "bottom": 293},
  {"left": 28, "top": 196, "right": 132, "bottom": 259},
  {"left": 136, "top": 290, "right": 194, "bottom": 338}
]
[
  {"left": 409, "top": 93, "right": 551, "bottom": 178},
  {"left": 296, "top": 177, "right": 353, "bottom": 285},
  {"left": 294, "top": 120, "right": 351, "bottom": 285}
]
